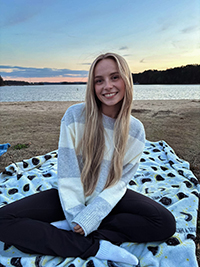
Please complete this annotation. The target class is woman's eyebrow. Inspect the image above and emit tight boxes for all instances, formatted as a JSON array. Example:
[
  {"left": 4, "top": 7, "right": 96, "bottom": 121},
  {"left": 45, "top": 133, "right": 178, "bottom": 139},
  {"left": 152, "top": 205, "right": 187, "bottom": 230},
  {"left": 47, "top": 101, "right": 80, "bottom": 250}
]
[
  {"left": 94, "top": 75, "right": 102, "bottom": 79},
  {"left": 110, "top": 72, "right": 119, "bottom": 76},
  {"left": 94, "top": 72, "right": 119, "bottom": 79}
]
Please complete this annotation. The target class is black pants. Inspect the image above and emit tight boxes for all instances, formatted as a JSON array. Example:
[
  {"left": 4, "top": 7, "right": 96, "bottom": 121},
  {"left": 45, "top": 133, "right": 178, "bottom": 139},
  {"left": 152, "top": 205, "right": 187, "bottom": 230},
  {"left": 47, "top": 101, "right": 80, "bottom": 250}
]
[{"left": 0, "top": 189, "right": 175, "bottom": 259}]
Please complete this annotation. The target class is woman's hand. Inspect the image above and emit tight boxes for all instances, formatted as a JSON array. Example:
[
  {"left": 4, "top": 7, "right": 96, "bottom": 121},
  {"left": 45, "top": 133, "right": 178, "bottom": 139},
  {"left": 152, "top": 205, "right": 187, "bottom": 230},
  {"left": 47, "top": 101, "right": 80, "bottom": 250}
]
[{"left": 74, "top": 224, "right": 85, "bottom": 235}]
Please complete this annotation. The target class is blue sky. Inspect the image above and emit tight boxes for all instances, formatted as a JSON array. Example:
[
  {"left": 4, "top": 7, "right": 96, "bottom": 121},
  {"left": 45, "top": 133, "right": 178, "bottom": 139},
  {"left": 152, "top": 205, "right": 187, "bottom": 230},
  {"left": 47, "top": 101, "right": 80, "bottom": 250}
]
[{"left": 0, "top": 0, "right": 199, "bottom": 82}]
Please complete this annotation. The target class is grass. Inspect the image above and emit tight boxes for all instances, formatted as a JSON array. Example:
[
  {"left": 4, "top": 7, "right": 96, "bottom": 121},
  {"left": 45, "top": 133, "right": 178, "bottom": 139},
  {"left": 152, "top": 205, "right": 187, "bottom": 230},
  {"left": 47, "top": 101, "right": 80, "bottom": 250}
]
[{"left": 13, "top": 143, "right": 30, "bottom": 150}]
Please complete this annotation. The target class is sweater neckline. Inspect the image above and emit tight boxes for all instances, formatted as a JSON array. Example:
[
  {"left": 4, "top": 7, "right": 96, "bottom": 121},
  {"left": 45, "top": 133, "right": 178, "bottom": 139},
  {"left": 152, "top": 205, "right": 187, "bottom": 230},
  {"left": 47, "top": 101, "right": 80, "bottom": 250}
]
[{"left": 102, "top": 113, "right": 116, "bottom": 127}]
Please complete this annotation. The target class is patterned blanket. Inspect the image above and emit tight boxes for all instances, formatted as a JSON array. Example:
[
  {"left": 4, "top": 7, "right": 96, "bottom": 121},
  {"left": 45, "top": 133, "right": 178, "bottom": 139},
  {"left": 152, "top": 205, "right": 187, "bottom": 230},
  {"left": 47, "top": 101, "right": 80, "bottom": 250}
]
[{"left": 0, "top": 140, "right": 199, "bottom": 267}]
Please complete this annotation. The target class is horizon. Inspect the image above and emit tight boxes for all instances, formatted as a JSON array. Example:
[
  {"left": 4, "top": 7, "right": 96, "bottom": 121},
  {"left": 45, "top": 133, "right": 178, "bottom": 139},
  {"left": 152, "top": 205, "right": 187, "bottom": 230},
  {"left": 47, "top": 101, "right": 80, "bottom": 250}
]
[
  {"left": 1, "top": 63, "right": 199, "bottom": 83},
  {"left": 0, "top": 0, "right": 199, "bottom": 83}
]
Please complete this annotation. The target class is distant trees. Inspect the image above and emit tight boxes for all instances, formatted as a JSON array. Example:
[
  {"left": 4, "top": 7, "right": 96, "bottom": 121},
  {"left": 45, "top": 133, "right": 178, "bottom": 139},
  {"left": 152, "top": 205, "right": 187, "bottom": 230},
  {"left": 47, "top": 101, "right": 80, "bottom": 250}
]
[
  {"left": 3, "top": 80, "right": 30, "bottom": 86},
  {"left": 0, "top": 75, "right": 32, "bottom": 86},
  {"left": 132, "top": 64, "right": 200, "bottom": 84},
  {"left": 0, "top": 76, "right": 4, "bottom": 86}
]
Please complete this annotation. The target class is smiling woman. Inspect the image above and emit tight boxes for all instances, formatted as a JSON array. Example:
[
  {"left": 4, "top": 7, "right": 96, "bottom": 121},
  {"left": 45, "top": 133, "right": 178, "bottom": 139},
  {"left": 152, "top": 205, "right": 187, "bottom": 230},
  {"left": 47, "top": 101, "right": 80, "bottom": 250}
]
[
  {"left": 94, "top": 58, "right": 126, "bottom": 118},
  {"left": 0, "top": 53, "right": 176, "bottom": 266}
]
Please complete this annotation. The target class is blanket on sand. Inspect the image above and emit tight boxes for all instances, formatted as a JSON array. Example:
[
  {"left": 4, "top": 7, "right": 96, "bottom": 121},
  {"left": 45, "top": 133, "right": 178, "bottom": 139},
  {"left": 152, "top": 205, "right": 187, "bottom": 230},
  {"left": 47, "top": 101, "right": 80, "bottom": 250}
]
[{"left": 0, "top": 140, "right": 199, "bottom": 267}]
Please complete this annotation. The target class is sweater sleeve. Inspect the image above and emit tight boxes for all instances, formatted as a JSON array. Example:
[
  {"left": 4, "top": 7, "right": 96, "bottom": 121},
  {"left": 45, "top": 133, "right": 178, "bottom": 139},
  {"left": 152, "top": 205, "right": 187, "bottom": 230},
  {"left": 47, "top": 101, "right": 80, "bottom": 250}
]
[
  {"left": 72, "top": 118, "right": 146, "bottom": 236},
  {"left": 57, "top": 106, "right": 86, "bottom": 230}
]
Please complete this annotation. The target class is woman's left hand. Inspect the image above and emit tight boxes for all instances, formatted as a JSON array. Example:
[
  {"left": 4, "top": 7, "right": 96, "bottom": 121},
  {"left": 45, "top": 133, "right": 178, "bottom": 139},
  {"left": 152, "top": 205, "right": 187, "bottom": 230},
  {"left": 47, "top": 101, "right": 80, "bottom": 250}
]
[{"left": 74, "top": 224, "right": 85, "bottom": 235}]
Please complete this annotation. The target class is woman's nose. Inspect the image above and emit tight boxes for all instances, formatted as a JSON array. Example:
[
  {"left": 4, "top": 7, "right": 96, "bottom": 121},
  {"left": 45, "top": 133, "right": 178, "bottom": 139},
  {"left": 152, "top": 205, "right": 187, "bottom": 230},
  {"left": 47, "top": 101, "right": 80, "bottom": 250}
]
[{"left": 104, "top": 79, "right": 112, "bottom": 90}]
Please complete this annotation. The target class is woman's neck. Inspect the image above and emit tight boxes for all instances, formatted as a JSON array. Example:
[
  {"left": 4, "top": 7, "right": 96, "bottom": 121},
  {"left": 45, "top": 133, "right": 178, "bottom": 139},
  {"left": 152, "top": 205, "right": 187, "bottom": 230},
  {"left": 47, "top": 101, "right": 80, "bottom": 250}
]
[{"left": 101, "top": 102, "right": 122, "bottom": 118}]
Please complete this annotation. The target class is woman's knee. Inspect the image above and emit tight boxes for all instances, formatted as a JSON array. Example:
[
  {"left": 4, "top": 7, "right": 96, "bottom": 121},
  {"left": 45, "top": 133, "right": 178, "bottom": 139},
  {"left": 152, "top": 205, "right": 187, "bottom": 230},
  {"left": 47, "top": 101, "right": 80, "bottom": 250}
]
[
  {"left": 163, "top": 211, "right": 176, "bottom": 239},
  {"left": 155, "top": 208, "right": 176, "bottom": 242}
]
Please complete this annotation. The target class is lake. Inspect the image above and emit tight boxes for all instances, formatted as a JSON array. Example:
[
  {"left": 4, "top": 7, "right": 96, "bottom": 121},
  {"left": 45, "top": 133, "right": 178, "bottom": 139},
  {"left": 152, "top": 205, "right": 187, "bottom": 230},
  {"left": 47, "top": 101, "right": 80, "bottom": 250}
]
[{"left": 0, "top": 84, "right": 199, "bottom": 102}]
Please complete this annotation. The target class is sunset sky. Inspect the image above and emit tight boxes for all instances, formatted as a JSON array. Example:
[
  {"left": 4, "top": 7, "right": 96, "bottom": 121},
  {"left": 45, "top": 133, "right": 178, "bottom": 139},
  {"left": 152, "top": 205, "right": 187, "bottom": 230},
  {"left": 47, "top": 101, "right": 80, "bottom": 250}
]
[{"left": 0, "top": 0, "right": 199, "bottom": 82}]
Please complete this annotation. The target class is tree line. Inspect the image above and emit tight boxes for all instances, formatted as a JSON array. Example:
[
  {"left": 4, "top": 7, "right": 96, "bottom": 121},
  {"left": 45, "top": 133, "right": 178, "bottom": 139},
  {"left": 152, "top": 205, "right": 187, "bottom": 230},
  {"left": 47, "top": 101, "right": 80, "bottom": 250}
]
[
  {"left": 0, "top": 64, "right": 199, "bottom": 86},
  {"left": 132, "top": 64, "right": 200, "bottom": 84}
]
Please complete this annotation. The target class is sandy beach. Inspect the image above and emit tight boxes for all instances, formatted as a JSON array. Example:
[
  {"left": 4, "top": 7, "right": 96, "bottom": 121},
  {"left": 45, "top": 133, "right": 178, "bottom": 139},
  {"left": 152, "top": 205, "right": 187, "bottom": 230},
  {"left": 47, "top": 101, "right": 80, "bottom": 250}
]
[{"left": 0, "top": 99, "right": 200, "bottom": 261}]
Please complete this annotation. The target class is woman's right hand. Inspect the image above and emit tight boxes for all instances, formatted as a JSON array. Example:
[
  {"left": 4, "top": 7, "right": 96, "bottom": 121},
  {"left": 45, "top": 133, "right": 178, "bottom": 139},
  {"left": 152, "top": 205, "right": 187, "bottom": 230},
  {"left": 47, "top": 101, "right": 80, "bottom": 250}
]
[{"left": 74, "top": 224, "right": 85, "bottom": 235}]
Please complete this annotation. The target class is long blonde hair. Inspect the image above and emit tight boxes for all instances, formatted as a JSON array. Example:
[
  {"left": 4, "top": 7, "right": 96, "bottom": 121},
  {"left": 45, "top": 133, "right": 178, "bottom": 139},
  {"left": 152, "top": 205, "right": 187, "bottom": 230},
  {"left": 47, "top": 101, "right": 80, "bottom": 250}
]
[{"left": 80, "top": 53, "right": 133, "bottom": 196}]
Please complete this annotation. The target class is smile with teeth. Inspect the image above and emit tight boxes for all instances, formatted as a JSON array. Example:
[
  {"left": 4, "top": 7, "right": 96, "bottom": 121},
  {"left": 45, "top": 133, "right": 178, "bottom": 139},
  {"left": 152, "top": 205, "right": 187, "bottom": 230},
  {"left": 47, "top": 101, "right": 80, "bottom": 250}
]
[{"left": 103, "top": 92, "right": 118, "bottom": 97}]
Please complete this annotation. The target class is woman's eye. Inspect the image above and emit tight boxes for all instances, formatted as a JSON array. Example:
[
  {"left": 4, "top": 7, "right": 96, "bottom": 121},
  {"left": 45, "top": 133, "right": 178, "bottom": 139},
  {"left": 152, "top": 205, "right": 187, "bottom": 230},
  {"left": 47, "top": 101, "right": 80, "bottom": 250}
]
[
  {"left": 112, "top": 75, "right": 119, "bottom": 80},
  {"left": 95, "top": 79, "right": 102, "bottom": 84}
]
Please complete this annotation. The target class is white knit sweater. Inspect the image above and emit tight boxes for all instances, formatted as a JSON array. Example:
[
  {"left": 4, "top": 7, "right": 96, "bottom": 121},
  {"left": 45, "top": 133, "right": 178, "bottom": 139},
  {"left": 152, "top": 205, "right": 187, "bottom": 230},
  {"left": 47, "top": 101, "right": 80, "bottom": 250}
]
[{"left": 57, "top": 103, "right": 145, "bottom": 236}]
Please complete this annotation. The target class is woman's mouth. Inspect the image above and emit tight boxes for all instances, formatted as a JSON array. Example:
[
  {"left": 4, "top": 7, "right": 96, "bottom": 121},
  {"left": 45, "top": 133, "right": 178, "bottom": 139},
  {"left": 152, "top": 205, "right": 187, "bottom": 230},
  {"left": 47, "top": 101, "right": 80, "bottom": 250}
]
[{"left": 103, "top": 92, "right": 118, "bottom": 98}]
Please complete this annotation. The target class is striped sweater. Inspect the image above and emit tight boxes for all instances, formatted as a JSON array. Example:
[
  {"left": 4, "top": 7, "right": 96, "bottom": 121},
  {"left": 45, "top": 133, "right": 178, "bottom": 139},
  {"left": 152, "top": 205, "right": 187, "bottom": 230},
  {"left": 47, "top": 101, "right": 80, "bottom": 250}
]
[{"left": 57, "top": 103, "right": 145, "bottom": 236}]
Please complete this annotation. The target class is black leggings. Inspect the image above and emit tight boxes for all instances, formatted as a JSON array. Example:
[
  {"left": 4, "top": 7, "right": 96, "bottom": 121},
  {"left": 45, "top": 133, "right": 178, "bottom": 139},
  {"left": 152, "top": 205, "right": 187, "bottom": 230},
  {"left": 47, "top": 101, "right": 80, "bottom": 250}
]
[{"left": 0, "top": 189, "right": 175, "bottom": 259}]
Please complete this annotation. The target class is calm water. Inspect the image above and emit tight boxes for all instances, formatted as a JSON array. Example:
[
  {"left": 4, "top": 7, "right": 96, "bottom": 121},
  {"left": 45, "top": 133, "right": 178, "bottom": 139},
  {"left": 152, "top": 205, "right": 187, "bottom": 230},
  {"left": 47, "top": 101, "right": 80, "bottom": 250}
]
[{"left": 0, "top": 84, "right": 199, "bottom": 102}]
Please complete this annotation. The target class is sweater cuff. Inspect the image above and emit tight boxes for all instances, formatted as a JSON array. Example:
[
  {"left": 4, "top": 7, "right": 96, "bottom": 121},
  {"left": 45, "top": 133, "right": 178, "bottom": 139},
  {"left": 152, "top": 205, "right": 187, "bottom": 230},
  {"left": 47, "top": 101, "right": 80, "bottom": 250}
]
[{"left": 72, "top": 196, "right": 112, "bottom": 236}]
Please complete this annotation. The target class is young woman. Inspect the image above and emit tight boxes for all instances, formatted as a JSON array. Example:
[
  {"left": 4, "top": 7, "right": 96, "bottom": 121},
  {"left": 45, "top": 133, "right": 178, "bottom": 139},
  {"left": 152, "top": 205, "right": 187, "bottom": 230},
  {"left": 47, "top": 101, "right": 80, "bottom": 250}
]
[{"left": 0, "top": 53, "right": 176, "bottom": 265}]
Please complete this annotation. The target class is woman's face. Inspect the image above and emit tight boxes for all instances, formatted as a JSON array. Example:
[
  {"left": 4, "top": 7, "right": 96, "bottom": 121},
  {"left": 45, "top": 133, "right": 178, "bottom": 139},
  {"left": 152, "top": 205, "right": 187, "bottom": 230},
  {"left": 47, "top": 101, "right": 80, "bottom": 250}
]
[{"left": 94, "top": 58, "right": 125, "bottom": 118}]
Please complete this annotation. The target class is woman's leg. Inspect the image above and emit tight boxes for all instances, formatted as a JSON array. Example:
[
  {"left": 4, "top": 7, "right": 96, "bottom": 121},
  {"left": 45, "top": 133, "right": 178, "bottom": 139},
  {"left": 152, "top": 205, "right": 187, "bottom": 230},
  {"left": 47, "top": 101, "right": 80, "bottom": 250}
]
[
  {"left": 0, "top": 189, "right": 99, "bottom": 258},
  {"left": 94, "top": 189, "right": 176, "bottom": 244},
  {"left": 0, "top": 188, "right": 176, "bottom": 259},
  {"left": 84, "top": 189, "right": 176, "bottom": 262}
]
